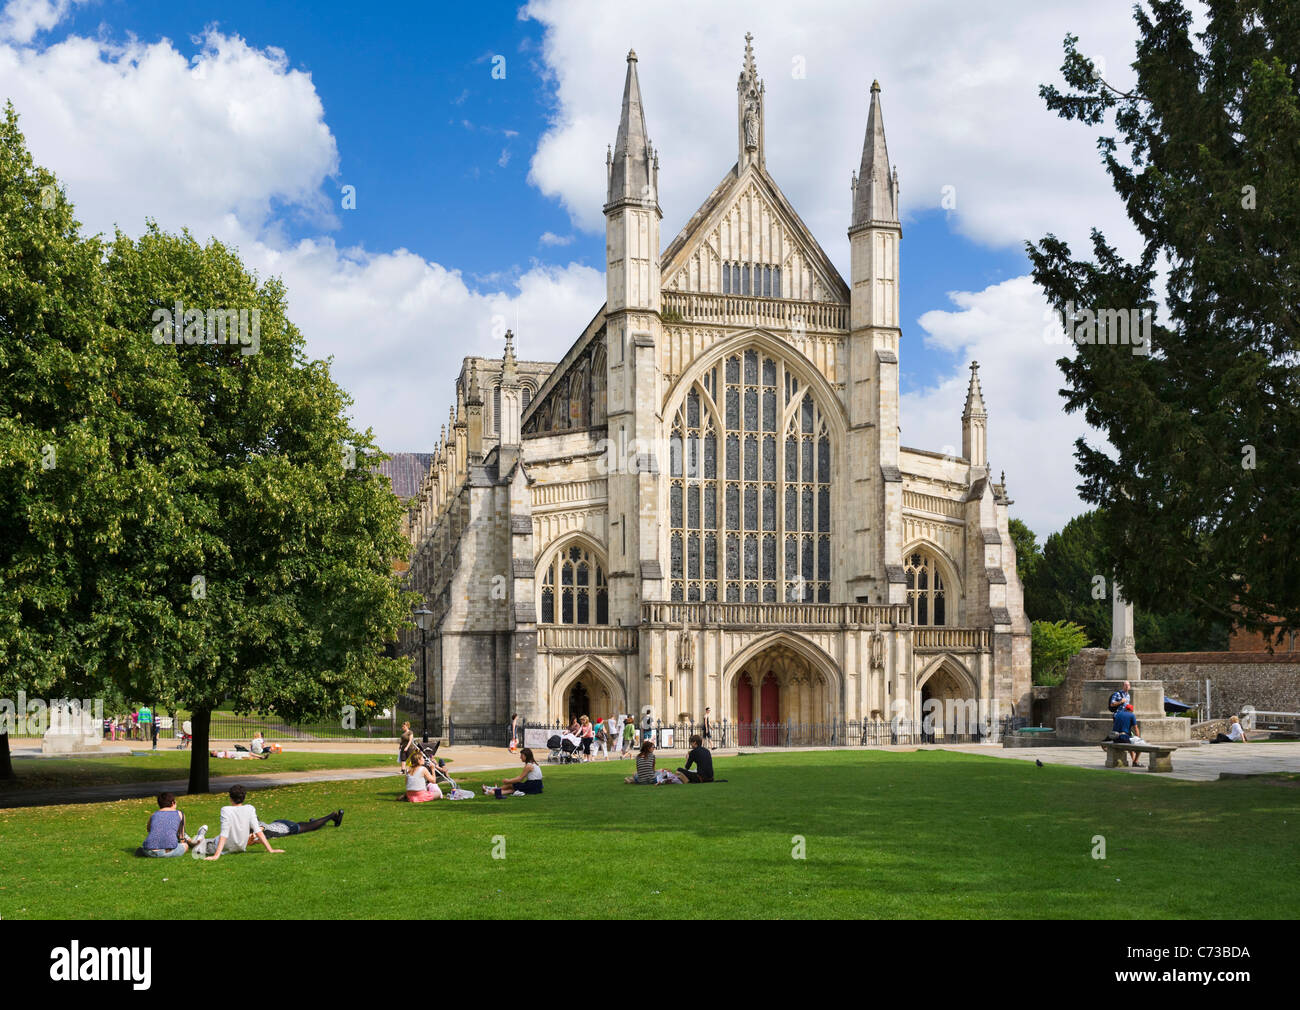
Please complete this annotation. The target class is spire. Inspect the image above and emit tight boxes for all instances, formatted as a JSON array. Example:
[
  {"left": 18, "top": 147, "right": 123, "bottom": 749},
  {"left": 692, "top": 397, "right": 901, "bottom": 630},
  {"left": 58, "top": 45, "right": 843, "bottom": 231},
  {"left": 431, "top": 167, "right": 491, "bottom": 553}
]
[
  {"left": 961, "top": 361, "right": 988, "bottom": 469},
  {"left": 737, "top": 31, "right": 765, "bottom": 169},
  {"left": 607, "top": 49, "right": 655, "bottom": 207},
  {"left": 852, "top": 79, "right": 898, "bottom": 227},
  {"left": 962, "top": 361, "right": 987, "bottom": 419},
  {"left": 501, "top": 329, "right": 518, "bottom": 385}
]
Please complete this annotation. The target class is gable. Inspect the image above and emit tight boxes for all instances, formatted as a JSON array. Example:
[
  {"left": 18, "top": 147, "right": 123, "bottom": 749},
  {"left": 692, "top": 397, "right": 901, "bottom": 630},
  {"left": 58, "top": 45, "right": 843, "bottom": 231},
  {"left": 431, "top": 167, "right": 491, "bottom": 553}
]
[{"left": 660, "top": 164, "right": 850, "bottom": 304}]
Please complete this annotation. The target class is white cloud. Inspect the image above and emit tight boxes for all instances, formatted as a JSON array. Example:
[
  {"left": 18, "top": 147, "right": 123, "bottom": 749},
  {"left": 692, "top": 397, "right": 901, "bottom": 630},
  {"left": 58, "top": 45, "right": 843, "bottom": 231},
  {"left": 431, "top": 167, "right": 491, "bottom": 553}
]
[
  {"left": 524, "top": 0, "right": 1146, "bottom": 262},
  {"left": 248, "top": 240, "right": 604, "bottom": 447},
  {"left": 0, "top": 0, "right": 84, "bottom": 44},
  {"left": 539, "top": 230, "right": 573, "bottom": 246},
  {"left": 0, "top": 15, "right": 604, "bottom": 454},
  {"left": 900, "top": 276, "right": 1106, "bottom": 539},
  {"left": 0, "top": 26, "right": 339, "bottom": 241}
]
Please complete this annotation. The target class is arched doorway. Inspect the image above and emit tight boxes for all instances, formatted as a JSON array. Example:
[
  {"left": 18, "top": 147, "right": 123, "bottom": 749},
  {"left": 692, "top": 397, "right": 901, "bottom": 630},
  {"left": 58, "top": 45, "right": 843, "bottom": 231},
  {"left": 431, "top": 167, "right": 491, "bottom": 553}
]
[
  {"left": 562, "top": 665, "right": 615, "bottom": 727},
  {"left": 731, "top": 641, "right": 835, "bottom": 745},
  {"left": 919, "top": 664, "right": 977, "bottom": 742}
]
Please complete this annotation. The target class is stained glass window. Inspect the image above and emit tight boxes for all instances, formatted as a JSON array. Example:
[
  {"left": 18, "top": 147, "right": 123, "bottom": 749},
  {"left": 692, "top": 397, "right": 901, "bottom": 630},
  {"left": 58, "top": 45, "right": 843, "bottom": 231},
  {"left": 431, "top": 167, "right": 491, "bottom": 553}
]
[
  {"left": 539, "top": 545, "right": 609, "bottom": 625},
  {"left": 669, "top": 350, "right": 833, "bottom": 603},
  {"left": 905, "top": 551, "right": 947, "bottom": 626}
]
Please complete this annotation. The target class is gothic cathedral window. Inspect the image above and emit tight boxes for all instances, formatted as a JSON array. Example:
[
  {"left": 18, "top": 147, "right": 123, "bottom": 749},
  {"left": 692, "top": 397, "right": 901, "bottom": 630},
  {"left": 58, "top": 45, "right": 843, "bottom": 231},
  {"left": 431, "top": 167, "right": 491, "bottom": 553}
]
[
  {"left": 905, "top": 551, "right": 947, "bottom": 625},
  {"left": 540, "top": 545, "right": 609, "bottom": 625},
  {"left": 669, "top": 349, "right": 831, "bottom": 603}
]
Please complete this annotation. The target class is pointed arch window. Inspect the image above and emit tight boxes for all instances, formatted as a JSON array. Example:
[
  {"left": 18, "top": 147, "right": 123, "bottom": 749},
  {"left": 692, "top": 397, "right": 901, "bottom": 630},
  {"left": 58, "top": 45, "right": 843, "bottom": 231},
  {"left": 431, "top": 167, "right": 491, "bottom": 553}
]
[
  {"left": 670, "top": 350, "right": 832, "bottom": 603},
  {"left": 905, "top": 551, "right": 947, "bottom": 626},
  {"left": 493, "top": 385, "right": 501, "bottom": 435},
  {"left": 540, "top": 544, "right": 609, "bottom": 626}
]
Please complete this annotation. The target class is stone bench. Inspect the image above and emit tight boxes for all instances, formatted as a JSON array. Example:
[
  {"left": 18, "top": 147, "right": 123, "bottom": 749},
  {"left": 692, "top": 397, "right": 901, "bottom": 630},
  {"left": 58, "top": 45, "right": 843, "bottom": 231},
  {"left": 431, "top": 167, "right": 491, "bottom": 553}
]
[{"left": 1100, "top": 741, "right": 1186, "bottom": 773}]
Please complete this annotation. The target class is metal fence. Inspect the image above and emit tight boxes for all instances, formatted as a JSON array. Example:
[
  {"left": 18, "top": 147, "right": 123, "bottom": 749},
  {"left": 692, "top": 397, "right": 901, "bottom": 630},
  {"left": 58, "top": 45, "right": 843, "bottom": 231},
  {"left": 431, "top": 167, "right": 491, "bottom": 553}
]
[
  {"left": 12, "top": 707, "right": 408, "bottom": 743},
  {"left": 513, "top": 715, "right": 1028, "bottom": 750}
]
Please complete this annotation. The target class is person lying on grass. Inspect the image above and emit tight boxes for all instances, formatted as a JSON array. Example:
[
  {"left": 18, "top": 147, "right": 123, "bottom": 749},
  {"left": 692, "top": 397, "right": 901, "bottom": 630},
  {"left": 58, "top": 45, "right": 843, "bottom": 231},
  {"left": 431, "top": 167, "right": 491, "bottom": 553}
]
[
  {"left": 258, "top": 808, "right": 344, "bottom": 839},
  {"left": 404, "top": 749, "right": 444, "bottom": 802},
  {"left": 193, "top": 784, "right": 284, "bottom": 860},
  {"left": 482, "top": 747, "right": 544, "bottom": 797},
  {"left": 210, "top": 748, "right": 269, "bottom": 760},
  {"left": 137, "top": 791, "right": 201, "bottom": 857}
]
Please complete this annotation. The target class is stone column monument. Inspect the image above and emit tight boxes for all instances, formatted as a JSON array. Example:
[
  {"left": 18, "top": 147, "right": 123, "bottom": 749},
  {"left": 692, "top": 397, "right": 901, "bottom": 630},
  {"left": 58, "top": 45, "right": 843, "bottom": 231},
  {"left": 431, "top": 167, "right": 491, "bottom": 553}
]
[{"left": 1104, "top": 582, "right": 1142, "bottom": 681}]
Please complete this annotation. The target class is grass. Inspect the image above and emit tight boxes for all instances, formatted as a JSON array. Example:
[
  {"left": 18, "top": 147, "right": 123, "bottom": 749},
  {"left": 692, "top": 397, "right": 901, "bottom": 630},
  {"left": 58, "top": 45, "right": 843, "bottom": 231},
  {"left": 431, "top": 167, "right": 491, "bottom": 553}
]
[
  {"left": 0, "top": 750, "right": 395, "bottom": 793},
  {"left": 0, "top": 749, "right": 1295, "bottom": 919}
]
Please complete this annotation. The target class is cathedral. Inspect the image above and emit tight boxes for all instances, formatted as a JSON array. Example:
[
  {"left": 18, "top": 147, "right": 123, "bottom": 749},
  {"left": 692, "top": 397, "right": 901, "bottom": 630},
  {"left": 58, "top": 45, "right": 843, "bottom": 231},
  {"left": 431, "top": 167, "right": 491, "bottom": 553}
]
[{"left": 400, "top": 36, "right": 1031, "bottom": 738}]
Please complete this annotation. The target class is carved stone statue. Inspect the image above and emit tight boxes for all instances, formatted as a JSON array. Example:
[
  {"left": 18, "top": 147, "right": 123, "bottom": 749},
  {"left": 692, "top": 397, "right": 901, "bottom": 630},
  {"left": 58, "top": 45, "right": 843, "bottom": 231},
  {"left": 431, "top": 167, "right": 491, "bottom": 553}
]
[
  {"left": 869, "top": 624, "right": 885, "bottom": 674},
  {"left": 677, "top": 618, "right": 694, "bottom": 672},
  {"left": 743, "top": 93, "right": 760, "bottom": 149}
]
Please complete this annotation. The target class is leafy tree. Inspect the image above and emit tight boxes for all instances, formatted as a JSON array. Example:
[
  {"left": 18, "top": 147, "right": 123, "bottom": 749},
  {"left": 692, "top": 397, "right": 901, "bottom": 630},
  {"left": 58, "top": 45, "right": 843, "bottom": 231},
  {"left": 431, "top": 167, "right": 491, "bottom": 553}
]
[
  {"left": 1031, "top": 619, "right": 1090, "bottom": 686},
  {"left": 0, "top": 106, "right": 413, "bottom": 788},
  {"left": 1008, "top": 518, "right": 1041, "bottom": 589},
  {"left": 1019, "top": 509, "right": 1227, "bottom": 652},
  {"left": 0, "top": 105, "right": 155, "bottom": 777},
  {"left": 1029, "top": 2, "right": 1300, "bottom": 637},
  {"left": 103, "top": 227, "right": 415, "bottom": 792}
]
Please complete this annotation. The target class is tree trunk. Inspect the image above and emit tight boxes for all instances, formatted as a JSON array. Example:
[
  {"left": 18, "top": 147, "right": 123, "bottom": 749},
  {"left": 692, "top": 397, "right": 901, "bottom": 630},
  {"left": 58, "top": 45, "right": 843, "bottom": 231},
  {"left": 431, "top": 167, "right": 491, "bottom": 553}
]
[
  {"left": 0, "top": 731, "right": 13, "bottom": 781},
  {"left": 187, "top": 709, "right": 211, "bottom": 794}
]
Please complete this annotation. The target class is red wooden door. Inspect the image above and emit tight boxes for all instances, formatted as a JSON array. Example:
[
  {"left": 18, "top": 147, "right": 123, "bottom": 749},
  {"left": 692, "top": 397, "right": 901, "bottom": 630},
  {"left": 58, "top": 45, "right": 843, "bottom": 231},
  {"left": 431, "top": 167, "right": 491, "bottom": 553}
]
[
  {"left": 737, "top": 672, "right": 753, "bottom": 745},
  {"left": 760, "top": 673, "right": 779, "bottom": 745}
]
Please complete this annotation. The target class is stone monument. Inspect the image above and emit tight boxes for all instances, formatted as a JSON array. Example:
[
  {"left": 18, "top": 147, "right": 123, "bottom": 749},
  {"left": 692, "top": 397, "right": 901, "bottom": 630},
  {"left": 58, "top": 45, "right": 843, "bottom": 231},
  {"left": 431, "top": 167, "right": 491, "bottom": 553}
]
[{"left": 1056, "top": 587, "right": 1191, "bottom": 744}]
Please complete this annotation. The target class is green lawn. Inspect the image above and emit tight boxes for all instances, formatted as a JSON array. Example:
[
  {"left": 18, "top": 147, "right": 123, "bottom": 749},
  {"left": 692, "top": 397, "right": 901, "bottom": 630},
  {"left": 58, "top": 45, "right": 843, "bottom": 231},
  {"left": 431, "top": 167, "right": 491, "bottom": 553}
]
[
  {"left": 0, "top": 750, "right": 395, "bottom": 792},
  {"left": 0, "top": 749, "right": 1294, "bottom": 919}
]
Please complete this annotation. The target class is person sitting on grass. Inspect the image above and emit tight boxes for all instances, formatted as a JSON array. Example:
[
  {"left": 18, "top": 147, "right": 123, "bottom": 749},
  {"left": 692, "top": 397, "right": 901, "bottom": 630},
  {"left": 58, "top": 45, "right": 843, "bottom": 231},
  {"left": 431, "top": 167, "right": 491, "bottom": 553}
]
[
  {"left": 258, "top": 808, "right": 344, "bottom": 838},
  {"left": 1211, "top": 714, "right": 1249, "bottom": 743},
  {"left": 404, "top": 749, "right": 444, "bottom": 802},
  {"left": 194, "top": 784, "right": 284, "bottom": 860},
  {"left": 676, "top": 734, "right": 714, "bottom": 783},
  {"left": 625, "top": 740, "right": 659, "bottom": 785},
  {"left": 250, "top": 731, "right": 271, "bottom": 756},
  {"left": 482, "top": 747, "right": 544, "bottom": 797},
  {"left": 137, "top": 792, "right": 200, "bottom": 858}
]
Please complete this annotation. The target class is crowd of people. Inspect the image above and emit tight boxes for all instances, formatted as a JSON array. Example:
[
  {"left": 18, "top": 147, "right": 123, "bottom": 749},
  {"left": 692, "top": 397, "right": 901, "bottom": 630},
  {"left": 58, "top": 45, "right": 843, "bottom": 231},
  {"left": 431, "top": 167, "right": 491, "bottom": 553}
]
[{"left": 103, "top": 707, "right": 156, "bottom": 745}]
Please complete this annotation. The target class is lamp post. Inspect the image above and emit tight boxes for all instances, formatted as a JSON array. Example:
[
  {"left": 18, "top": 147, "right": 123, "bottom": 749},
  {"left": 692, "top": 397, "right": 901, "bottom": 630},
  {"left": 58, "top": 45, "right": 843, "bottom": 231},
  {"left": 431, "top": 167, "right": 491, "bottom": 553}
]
[{"left": 414, "top": 606, "right": 433, "bottom": 743}]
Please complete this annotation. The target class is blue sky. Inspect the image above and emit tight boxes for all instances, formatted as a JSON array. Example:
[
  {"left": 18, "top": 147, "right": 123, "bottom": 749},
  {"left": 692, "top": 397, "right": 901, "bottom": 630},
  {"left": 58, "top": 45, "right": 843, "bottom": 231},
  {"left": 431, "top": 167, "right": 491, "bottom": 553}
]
[{"left": 0, "top": 0, "right": 1150, "bottom": 536}]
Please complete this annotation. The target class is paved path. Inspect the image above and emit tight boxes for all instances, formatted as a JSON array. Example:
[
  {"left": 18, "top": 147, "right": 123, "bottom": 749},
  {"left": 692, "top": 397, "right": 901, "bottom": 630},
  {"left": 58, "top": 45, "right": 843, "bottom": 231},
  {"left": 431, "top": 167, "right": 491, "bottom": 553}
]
[
  {"left": 0, "top": 747, "right": 525, "bottom": 809},
  {"left": 935, "top": 740, "right": 1300, "bottom": 782}
]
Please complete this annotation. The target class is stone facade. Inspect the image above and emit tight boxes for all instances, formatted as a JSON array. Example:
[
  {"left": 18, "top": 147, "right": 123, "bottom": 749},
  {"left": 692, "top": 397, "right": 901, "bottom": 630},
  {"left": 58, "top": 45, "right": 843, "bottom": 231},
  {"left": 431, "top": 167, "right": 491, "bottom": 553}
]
[{"left": 400, "top": 37, "right": 1031, "bottom": 735}]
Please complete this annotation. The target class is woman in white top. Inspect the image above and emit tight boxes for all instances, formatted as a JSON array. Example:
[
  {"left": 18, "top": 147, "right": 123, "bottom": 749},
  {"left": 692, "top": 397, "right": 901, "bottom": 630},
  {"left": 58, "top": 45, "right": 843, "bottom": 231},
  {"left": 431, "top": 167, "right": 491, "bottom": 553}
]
[
  {"left": 404, "top": 750, "right": 444, "bottom": 802},
  {"left": 483, "top": 748, "right": 543, "bottom": 797},
  {"left": 1212, "top": 715, "right": 1249, "bottom": 743}
]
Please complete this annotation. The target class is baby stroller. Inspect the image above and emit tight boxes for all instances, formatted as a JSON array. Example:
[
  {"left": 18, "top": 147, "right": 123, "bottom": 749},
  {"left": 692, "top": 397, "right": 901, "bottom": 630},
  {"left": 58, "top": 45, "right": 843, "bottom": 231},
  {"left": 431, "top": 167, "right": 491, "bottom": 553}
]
[
  {"left": 414, "top": 741, "right": 459, "bottom": 792},
  {"left": 547, "top": 733, "right": 582, "bottom": 764}
]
